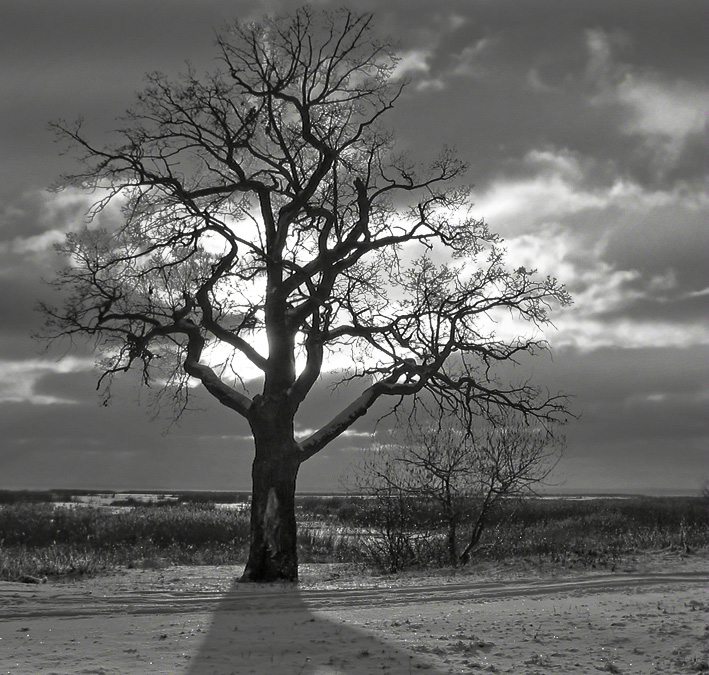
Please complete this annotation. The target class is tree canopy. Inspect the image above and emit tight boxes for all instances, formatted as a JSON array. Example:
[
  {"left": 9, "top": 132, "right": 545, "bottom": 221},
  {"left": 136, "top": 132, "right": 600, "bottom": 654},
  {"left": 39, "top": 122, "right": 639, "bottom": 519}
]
[{"left": 43, "top": 7, "right": 571, "bottom": 581}]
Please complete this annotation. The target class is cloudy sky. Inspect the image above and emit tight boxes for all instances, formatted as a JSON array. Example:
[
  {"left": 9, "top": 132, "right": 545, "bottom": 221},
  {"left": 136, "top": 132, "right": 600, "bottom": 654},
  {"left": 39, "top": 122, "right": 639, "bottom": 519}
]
[{"left": 1, "top": 0, "right": 706, "bottom": 494}]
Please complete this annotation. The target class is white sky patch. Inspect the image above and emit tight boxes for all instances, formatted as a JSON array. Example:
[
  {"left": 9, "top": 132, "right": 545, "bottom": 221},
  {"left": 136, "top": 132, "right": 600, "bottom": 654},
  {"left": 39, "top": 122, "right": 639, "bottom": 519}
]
[
  {"left": 505, "top": 227, "right": 669, "bottom": 324},
  {"left": 647, "top": 270, "right": 679, "bottom": 295},
  {"left": 415, "top": 78, "right": 446, "bottom": 92},
  {"left": 481, "top": 159, "right": 709, "bottom": 352},
  {"left": 686, "top": 287, "right": 709, "bottom": 299},
  {"left": 198, "top": 158, "right": 706, "bottom": 369},
  {"left": 0, "top": 187, "right": 118, "bottom": 262},
  {"left": 503, "top": 228, "right": 570, "bottom": 275},
  {"left": 584, "top": 28, "right": 706, "bottom": 160},
  {"left": 554, "top": 315, "right": 709, "bottom": 351},
  {"left": 473, "top": 147, "right": 606, "bottom": 231},
  {"left": 473, "top": 173, "right": 606, "bottom": 232},
  {"left": 644, "top": 393, "right": 667, "bottom": 403},
  {"left": 295, "top": 427, "right": 372, "bottom": 441},
  {"left": 585, "top": 27, "right": 630, "bottom": 81},
  {"left": 512, "top": 236, "right": 708, "bottom": 347},
  {"left": 42, "top": 186, "right": 104, "bottom": 214},
  {"left": 474, "top": 147, "right": 709, "bottom": 235},
  {"left": 524, "top": 149, "right": 585, "bottom": 180},
  {"left": 389, "top": 12, "right": 469, "bottom": 87},
  {"left": 39, "top": 187, "right": 120, "bottom": 235},
  {"left": 392, "top": 49, "right": 432, "bottom": 79},
  {"left": 200, "top": 333, "right": 267, "bottom": 383},
  {"left": 526, "top": 68, "right": 555, "bottom": 93},
  {"left": 0, "top": 357, "right": 94, "bottom": 405},
  {"left": 452, "top": 37, "right": 497, "bottom": 78},
  {"left": 446, "top": 14, "right": 467, "bottom": 31},
  {"left": 615, "top": 77, "right": 706, "bottom": 140},
  {"left": 570, "top": 268, "right": 642, "bottom": 313},
  {"left": 0, "top": 229, "right": 66, "bottom": 256},
  {"left": 202, "top": 328, "right": 362, "bottom": 384}
]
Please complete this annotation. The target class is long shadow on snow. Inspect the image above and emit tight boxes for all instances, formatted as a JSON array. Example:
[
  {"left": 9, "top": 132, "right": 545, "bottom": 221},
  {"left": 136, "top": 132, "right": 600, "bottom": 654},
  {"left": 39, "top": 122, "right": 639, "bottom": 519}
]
[{"left": 186, "top": 580, "right": 447, "bottom": 674}]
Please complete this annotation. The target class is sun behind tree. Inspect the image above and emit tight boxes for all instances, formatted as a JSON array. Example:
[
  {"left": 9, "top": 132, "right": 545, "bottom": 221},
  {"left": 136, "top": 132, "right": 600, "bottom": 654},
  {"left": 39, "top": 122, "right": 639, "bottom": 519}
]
[{"left": 42, "top": 7, "right": 571, "bottom": 582}]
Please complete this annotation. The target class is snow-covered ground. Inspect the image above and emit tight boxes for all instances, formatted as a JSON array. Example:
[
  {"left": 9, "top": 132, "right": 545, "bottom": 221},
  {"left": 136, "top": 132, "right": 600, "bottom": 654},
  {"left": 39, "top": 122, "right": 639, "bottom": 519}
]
[{"left": 1, "top": 552, "right": 706, "bottom": 674}]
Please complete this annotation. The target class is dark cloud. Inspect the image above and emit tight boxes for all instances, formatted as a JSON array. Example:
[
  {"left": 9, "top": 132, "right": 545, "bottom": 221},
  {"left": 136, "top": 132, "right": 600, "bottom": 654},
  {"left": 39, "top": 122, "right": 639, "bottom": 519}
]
[
  {"left": 2, "top": 343, "right": 705, "bottom": 493},
  {"left": 557, "top": 437, "right": 707, "bottom": 494},
  {"left": 591, "top": 293, "right": 709, "bottom": 326},
  {"left": 0, "top": 366, "right": 386, "bottom": 491},
  {"left": 508, "top": 344, "right": 709, "bottom": 493},
  {"left": 543, "top": 346, "right": 708, "bottom": 452},
  {"left": 603, "top": 205, "right": 709, "bottom": 292},
  {"left": 0, "top": 251, "right": 67, "bottom": 360},
  {"left": 0, "top": 280, "right": 44, "bottom": 356},
  {"left": 0, "top": 190, "right": 92, "bottom": 243},
  {"left": 3, "top": 0, "right": 705, "bottom": 200},
  {"left": 0, "top": 432, "right": 250, "bottom": 492},
  {"left": 0, "top": 0, "right": 265, "bottom": 201}
]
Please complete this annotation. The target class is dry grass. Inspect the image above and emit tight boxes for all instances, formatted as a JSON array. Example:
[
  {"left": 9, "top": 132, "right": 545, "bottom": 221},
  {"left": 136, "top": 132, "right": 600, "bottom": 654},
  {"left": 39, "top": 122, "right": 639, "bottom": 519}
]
[{"left": 1, "top": 495, "right": 706, "bottom": 580}]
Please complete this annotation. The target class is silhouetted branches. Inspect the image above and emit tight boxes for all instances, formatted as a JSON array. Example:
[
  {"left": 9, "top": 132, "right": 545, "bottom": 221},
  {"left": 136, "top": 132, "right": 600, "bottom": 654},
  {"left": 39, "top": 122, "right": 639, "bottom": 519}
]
[{"left": 41, "top": 7, "right": 572, "bottom": 581}]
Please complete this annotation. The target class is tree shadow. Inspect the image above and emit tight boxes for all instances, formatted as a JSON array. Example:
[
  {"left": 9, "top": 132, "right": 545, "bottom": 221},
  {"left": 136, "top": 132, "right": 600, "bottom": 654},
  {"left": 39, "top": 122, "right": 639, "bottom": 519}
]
[{"left": 185, "top": 580, "right": 446, "bottom": 674}]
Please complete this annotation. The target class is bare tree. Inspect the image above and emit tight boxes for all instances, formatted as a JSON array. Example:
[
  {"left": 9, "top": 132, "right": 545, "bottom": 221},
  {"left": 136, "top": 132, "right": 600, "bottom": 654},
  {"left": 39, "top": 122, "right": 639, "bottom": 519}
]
[
  {"left": 348, "top": 451, "right": 428, "bottom": 573},
  {"left": 42, "top": 8, "right": 571, "bottom": 581},
  {"left": 356, "top": 413, "right": 564, "bottom": 568}
]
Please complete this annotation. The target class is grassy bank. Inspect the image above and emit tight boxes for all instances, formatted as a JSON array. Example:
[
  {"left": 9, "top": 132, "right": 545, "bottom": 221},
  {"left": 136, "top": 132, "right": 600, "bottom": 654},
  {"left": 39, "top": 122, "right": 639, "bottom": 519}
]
[{"left": 0, "top": 496, "right": 706, "bottom": 581}]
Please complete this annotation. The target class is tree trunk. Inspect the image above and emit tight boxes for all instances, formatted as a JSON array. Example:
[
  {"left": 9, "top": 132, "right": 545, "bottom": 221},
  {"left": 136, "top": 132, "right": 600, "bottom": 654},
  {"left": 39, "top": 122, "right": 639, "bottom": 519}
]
[
  {"left": 240, "top": 409, "right": 301, "bottom": 583},
  {"left": 447, "top": 519, "right": 459, "bottom": 567},
  {"left": 460, "top": 510, "right": 486, "bottom": 565}
]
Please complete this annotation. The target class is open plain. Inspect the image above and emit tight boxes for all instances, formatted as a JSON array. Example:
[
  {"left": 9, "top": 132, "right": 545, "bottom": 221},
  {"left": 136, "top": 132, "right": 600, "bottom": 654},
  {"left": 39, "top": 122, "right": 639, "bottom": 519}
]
[{"left": 1, "top": 551, "right": 707, "bottom": 675}]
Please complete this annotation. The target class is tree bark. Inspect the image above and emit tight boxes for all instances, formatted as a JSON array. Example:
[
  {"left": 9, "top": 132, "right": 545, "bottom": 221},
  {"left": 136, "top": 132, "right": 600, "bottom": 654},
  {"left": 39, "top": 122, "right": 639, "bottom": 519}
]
[
  {"left": 460, "top": 510, "right": 487, "bottom": 565},
  {"left": 240, "top": 404, "right": 301, "bottom": 583},
  {"left": 447, "top": 519, "right": 459, "bottom": 567}
]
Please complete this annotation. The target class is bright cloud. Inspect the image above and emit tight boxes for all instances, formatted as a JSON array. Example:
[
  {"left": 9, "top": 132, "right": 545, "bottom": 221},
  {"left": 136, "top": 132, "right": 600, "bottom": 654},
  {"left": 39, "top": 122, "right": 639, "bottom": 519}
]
[
  {"left": 415, "top": 78, "right": 446, "bottom": 93},
  {"left": 452, "top": 37, "right": 497, "bottom": 77},
  {"left": 526, "top": 68, "right": 555, "bottom": 93},
  {"left": 585, "top": 28, "right": 707, "bottom": 161},
  {"left": 471, "top": 149, "right": 604, "bottom": 234},
  {"left": 615, "top": 77, "right": 706, "bottom": 140},
  {"left": 475, "top": 147, "right": 709, "bottom": 235},
  {"left": 471, "top": 145, "right": 709, "bottom": 351},
  {"left": 474, "top": 173, "right": 605, "bottom": 231},
  {"left": 392, "top": 49, "right": 432, "bottom": 79},
  {"left": 0, "top": 187, "right": 116, "bottom": 263},
  {"left": 686, "top": 287, "right": 709, "bottom": 299},
  {"left": 1, "top": 229, "right": 66, "bottom": 256},
  {"left": 0, "top": 357, "right": 95, "bottom": 405},
  {"left": 553, "top": 315, "right": 709, "bottom": 351},
  {"left": 295, "top": 427, "right": 372, "bottom": 441}
]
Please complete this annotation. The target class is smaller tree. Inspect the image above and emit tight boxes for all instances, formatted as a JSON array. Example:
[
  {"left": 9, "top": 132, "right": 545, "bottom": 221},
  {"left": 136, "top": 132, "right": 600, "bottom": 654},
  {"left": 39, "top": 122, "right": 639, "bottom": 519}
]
[
  {"left": 355, "top": 412, "right": 563, "bottom": 569},
  {"left": 350, "top": 453, "right": 426, "bottom": 573}
]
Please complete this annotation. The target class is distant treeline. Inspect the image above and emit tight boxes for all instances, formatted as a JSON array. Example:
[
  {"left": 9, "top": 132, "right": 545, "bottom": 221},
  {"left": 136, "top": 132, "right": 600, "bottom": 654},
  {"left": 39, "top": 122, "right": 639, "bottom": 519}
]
[
  {"left": 0, "top": 489, "right": 92, "bottom": 503},
  {"left": 0, "top": 489, "right": 700, "bottom": 506},
  {"left": 0, "top": 490, "right": 252, "bottom": 505}
]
